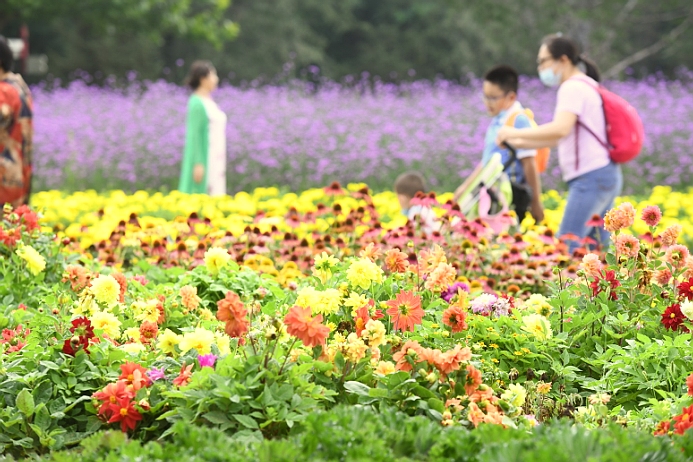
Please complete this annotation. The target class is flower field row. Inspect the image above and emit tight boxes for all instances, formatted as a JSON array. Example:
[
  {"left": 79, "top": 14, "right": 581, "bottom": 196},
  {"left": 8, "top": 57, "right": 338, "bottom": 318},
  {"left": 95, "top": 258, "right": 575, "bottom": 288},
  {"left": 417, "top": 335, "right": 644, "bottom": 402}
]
[
  {"left": 2, "top": 184, "right": 693, "bottom": 457},
  {"left": 31, "top": 76, "right": 693, "bottom": 194}
]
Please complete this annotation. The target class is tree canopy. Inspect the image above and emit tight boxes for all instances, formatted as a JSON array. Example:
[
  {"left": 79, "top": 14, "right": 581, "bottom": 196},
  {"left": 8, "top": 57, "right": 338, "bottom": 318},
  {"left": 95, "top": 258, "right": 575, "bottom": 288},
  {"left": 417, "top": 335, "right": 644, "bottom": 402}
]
[{"left": 2, "top": 0, "right": 692, "bottom": 83}]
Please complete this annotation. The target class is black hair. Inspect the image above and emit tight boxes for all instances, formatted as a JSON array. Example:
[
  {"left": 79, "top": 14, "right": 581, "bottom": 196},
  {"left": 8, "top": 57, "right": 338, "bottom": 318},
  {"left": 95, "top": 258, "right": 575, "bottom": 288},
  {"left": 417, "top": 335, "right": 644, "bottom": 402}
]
[
  {"left": 185, "top": 60, "right": 215, "bottom": 90},
  {"left": 542, "top": 34, "right": 600, "bottom": 82},
  {"left": 394, "top": 172, "right": 426, "bottom": 198},
  {"left": 0, "top": 36, "right": 13, "bottom": 73},
  {"left": 483, "top": 65, "right": 519, "bottom": 94}
]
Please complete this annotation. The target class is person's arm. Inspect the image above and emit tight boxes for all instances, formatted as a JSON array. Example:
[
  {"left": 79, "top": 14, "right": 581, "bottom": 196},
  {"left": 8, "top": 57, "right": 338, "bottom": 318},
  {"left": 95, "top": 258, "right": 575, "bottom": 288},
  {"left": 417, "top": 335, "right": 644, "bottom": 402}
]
[
  {"left": 453, "top": 162, "right": 484, "bottom": 202},
  {"left": 497, "top": 111, "right": 577, "bottom": 146},
  {"left": 520, "top": 157, "right": 544, "bottom": 222},
  {"left": 187, "top": 98, "right": 208, "bottom": 184},
  {"left": 504, "top": 137, "right": 558, "bottom": 150}
]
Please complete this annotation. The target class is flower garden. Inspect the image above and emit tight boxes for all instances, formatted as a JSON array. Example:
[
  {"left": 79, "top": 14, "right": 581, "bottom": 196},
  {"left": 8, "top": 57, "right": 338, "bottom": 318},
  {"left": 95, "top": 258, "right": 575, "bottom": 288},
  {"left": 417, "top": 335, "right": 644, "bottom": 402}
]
[
  {"left": 2, "top": 75, "right": 693, "bottom": 460},
  {"left": 1, "top": 182, "right": 693, "bottom": 461}
]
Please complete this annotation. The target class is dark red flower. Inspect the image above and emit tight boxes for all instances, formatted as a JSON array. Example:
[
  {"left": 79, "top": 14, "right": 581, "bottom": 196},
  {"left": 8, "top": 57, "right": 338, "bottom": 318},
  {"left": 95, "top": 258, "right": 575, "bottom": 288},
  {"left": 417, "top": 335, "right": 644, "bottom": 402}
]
[
  {"left": 62, "top": 335, "right": 90, "bottom": 356},
  {"left": 661, "top": 303, "right": 686, "bottom": 331},
  {"left": 70, "top": 317, "right": 95, "bottom": 339},
  {"left": 590, "top": 270, "right": 621, "bottom": 300},
  {"left": 678, "top": 278, "right": 693, "bottom": 301}
]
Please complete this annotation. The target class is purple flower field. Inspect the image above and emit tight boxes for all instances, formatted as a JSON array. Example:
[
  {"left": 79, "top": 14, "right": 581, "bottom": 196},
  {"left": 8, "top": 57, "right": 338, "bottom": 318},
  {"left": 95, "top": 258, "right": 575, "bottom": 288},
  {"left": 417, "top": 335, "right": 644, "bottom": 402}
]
[{"left": 32, "top": 76, "right": 693, "bottom": 194}]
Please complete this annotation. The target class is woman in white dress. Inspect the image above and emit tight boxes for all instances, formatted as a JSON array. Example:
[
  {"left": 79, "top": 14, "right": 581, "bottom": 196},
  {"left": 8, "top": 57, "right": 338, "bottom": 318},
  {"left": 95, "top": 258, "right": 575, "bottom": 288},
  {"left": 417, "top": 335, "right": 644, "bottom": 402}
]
[{"left": 178, "top": 60, "right": 227, "bottom": 196}]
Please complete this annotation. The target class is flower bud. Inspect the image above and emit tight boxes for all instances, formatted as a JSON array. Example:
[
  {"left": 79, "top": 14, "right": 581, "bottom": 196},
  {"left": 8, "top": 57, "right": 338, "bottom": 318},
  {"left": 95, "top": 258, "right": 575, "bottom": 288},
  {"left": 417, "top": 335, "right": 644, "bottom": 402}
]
[{"left": 138, "top": 399, "right": 151, "bottom": 411}]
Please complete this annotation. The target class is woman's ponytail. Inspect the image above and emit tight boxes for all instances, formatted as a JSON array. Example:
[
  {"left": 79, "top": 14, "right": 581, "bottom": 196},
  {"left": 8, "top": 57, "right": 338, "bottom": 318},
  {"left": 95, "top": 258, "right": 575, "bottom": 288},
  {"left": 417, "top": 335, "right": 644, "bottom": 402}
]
[{"left": 578, "top": 54, "right": 601, "bottom": 82}]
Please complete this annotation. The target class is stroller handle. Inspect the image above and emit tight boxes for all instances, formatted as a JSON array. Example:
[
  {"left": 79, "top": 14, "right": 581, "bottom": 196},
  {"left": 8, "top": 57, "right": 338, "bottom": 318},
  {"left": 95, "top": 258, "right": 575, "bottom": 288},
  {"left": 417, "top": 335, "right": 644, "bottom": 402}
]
[{"left": 501, "top": 142, "right": 518, "bottom": 171}]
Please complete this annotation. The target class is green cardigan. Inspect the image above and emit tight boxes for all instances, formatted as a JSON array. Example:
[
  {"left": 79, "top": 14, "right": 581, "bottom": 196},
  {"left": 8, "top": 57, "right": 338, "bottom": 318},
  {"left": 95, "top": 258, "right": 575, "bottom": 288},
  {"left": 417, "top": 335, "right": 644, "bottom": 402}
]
[{"left": 178, "top": 95, "right": 209, "bottom": 194}]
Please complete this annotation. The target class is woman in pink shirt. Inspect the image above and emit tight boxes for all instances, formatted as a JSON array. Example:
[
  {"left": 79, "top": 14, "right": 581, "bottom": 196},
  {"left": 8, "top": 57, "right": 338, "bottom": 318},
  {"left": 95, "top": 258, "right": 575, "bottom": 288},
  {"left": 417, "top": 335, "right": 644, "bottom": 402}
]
[{"left": 497, "top": 34, "right": 622, "bottom": 252}]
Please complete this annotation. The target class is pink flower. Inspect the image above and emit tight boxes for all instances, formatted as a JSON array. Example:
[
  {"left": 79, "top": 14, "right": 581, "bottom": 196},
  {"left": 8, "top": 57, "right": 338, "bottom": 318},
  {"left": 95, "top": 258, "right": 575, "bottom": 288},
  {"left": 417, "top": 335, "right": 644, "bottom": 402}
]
[
  {"left": 660, "top": 225, "right": 682, "bottom": 247},
  {"left": 684, "top": 258, "right": 693, "bottom": 281},
  {"left": 409, "top": 191, "right": 439, "bottom": 208},
  {"left": 640, "top": 205, "right": 662, "bottom": 227},
  {"left": 655, "top": 269, "right": 672, "bottom": 286},
  {"left": 147, "top": 367, "right": 166, "bottom": 381},
  {"left": 603, "top": 202, "right": 635, "bottom": 232},
  {"left": 615, "top": 234, "right": 640, "bottom": 258},
  {"left": 198, "top": 353, "right": 218, "bottom": 368},
  {"left": 666, "top": 245, "right": 690, "bottom": 270},
  {"left": 585, "top": 214, "right": 604, "bottom": 227},
  {"left": 580, "top": 253, "right": 603, "bottom": 279}
]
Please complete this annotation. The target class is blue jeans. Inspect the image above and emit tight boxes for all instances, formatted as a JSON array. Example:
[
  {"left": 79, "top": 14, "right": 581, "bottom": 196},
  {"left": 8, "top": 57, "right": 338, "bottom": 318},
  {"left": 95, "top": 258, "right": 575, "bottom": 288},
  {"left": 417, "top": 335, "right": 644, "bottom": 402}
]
[{"left": 558, "top": 163, "right": 623, "bottom": 253}]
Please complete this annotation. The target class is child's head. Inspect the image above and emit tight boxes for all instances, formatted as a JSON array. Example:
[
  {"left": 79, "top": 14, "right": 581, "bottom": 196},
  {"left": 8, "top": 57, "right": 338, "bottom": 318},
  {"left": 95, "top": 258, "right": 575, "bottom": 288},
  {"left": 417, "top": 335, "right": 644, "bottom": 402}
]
[
  {"left": 394, "top": 172, "right": 426, "bottom": 210},
  {"left": 482, "top": 65, "right": 519, "bottom": 116}
]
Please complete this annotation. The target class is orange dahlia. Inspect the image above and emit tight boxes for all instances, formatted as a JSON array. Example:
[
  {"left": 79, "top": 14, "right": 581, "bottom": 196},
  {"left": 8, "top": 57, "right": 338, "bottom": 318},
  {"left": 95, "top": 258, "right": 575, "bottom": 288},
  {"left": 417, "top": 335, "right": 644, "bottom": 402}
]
[
  {"left": 283, "top": 305, "right": 330, "bottom": 348},
  {"left": 384, "top": 248, "right": 409, "bottom": 273},
  {"left": 435, "top": 345, "right": 472, "bottom": 376},
  {"left": 392, "top": 340, "right": 423, "bottom": 372},
  {"left": 386, "top": 290, "right": 424, "bottom": 332},
  {"left": 217, "top": 291, "right": 249, "bottom": 338},
  {"left": 442, "top": 305, "right": 468, "bottom": 333},
  {"left": 464, "top": 364, "right": 483, "bottom": 396}
]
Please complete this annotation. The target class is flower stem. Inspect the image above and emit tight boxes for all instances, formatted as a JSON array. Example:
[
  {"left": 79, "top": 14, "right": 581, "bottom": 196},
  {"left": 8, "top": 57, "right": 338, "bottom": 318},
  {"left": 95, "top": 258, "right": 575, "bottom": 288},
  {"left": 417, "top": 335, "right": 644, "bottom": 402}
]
[{"left": 278, "top": 337, "right": 298, "bottom": 375}]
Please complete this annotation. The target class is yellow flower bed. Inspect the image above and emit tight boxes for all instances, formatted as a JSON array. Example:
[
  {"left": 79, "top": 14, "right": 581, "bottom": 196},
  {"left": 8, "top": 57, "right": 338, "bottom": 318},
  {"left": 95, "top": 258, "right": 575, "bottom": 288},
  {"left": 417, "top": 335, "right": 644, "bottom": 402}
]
[{"left": 30, "top": 185, "right": 693, "bottom": 249}]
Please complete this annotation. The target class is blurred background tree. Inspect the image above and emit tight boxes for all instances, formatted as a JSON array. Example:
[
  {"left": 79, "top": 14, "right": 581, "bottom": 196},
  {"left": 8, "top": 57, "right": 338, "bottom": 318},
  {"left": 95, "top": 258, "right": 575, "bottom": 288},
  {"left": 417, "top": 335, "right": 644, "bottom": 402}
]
[{"left": 1, "top": 0, "right": 692, "bottom": 84}]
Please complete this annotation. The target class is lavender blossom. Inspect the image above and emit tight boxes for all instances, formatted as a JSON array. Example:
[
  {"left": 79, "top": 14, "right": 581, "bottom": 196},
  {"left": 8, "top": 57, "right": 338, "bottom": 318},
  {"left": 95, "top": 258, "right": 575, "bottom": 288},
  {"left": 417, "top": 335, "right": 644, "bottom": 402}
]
[
  {"left": 29, "top": 75, "right": 693, "bottom": 194},
  {"left": 147, "top": 367, "right": 166, "bottom": 381},
  {"left": 440, "top": 282, "right": 470, "bottom": 303}
]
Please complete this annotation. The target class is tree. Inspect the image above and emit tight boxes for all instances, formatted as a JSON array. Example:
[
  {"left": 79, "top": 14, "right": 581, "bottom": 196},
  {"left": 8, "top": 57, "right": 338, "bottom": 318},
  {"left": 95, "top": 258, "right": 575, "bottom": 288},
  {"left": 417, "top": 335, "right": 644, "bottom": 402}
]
[{"left": 2, "top": 0, "right": 238, "bottom": 47}]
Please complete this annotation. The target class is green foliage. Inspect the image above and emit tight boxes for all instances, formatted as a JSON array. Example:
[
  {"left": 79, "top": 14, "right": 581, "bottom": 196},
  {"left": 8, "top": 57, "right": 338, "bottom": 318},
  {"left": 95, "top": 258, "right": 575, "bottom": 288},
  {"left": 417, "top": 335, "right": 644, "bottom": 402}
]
[
  {"left": 26, "top": 406, "right": 693, "bottom": 461},
  {"left": 5, "top": 0, "right": 693, "bottom": 84},
  {"left": 2, "top": 0, "right": 237, "bottom": 47},
  {"left": 159, "top": 352, "right": 337, "bottom": 439}
]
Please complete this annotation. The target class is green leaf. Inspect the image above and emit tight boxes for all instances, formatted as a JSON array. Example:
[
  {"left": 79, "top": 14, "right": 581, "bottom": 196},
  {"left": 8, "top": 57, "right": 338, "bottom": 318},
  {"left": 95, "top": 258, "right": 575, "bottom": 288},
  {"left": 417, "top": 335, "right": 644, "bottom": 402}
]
[
  {"left": 368, "top": 388, "right": 389, "bottom": 398},
  {"left": 427, "top": 398, "right": 444, "bottom": 413},
  {"left": 16, "top": 388, "right": 35, "bottom": 417},
  {"left": 313, "top": 361, "right": 333, "bottom": 373},
  {"left": 344, "top": 381, "right": 371, "bottom": 397},
  {"left": 233, "top": 414, "right": 259, "bottom": 429},
  {"left": 40, "top": 361, "right": 60, "bottom": 371},
  {"left": 33, "top": 381, "right": 53, "bottom": 404},
  {"left": 203, "top": 411, "right": 232, "bottom": 425},
  {"left": 63, "top": 395, "right": 92, "bottom": 413},
  {"left": 605, "top": 253, "right": 616, "bottom": 266},
  {"left": 12, "top": 437, "right": 35, "bottom": 448},
  {"left": 85, "top": 416, "right": 103, "bottom": 434},
  {"left": 29, "top": 423, "right": 46, "bottom": 440},
  {"left": 34, "top": 404, "right": 51, "bottom": 431}
]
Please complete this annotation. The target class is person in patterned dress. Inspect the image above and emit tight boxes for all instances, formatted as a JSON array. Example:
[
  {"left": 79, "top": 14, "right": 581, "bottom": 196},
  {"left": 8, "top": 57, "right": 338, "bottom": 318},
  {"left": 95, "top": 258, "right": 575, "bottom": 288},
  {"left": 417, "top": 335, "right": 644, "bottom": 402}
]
[{"left": 0, "top": 36, "right": 33, "bottom": 206}]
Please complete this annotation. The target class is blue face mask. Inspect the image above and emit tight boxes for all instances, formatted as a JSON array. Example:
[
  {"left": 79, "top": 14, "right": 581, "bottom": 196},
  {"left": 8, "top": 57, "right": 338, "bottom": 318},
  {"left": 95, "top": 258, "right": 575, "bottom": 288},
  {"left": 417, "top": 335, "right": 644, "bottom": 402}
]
[{"left": 539, "top": 68, "right": 562, "bottom": 87}]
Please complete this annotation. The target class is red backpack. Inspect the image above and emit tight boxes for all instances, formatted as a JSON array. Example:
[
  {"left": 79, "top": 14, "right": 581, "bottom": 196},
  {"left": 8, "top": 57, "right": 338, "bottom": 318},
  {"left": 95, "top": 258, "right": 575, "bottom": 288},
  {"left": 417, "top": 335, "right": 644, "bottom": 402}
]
[{"left": 575, "top": 78, "right": 644, "bottom": 164}]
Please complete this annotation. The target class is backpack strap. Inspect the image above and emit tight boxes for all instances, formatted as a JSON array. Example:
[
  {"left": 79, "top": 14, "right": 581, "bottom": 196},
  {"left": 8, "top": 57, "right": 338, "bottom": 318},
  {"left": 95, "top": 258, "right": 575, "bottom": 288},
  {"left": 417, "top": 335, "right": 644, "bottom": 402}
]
[
  {"left": 503, "top": 111, "right": 525, "bottom": 181},
  {"left": 569, "top": 77, "right": 610, "bottom": 171},
  {"left": 504, "top": 111, "right": 520, "bottom": 128}
]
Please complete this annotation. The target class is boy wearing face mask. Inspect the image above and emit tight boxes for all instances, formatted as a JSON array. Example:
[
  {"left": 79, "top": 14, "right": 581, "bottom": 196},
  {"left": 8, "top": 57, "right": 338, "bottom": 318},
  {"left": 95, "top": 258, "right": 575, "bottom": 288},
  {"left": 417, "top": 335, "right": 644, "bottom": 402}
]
[
  {"left": 454, "top": 65, "right": 543, "bottom": 223},
  {"left": 496, "top": 35, "right": 622, "bottom": 253}
]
